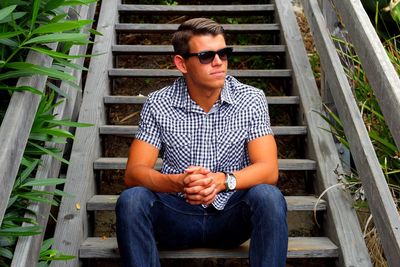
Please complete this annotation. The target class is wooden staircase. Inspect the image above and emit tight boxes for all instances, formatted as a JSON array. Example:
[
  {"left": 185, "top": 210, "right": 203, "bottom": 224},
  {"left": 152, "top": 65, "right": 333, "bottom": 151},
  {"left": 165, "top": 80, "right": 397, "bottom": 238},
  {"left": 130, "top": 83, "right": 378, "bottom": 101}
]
[{"left": 50, "top": 0, "right": 372, "bottom": 266}]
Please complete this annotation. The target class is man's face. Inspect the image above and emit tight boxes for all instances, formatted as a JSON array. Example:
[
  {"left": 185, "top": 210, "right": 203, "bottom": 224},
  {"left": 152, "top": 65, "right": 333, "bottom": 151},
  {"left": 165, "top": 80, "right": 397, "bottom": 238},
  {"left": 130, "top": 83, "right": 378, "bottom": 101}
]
[{"left": 183, "top": 34, "right": 228, "bottom": 91}]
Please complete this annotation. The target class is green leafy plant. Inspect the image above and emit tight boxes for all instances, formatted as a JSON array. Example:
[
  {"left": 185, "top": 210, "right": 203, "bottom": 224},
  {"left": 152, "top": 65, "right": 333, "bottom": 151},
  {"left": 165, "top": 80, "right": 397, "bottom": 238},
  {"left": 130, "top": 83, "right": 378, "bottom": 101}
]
[{"left": 0, "top": 0, "right": 97, "bottom": 265}]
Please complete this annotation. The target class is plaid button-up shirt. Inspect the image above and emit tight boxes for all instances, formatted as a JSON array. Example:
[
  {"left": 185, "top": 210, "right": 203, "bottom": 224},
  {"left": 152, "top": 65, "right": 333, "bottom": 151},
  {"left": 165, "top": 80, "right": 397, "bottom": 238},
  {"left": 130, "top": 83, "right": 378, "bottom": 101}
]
[{"left": 135, "top": 75, "right": 273, "bottom": 210}]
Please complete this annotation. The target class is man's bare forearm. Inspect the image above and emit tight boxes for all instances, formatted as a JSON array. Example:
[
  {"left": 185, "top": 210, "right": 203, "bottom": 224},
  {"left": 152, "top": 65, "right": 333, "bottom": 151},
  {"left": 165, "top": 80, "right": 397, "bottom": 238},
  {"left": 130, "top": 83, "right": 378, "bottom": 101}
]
[{"left": 124, "top": 164, "right": 183, "bottom": 193}]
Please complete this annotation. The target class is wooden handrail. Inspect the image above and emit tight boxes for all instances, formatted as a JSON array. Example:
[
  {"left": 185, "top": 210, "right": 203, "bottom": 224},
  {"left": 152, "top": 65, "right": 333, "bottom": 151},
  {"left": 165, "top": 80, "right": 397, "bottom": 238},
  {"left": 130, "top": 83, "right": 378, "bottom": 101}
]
[
  {"left": 303, "top": 0, "right": 400, "bottom": 266},
  {"left": 332, "top": 0, "right": 400, "bottom": 149},
  {"left": 0, "top": 47, "right": 56, "bottom": 225},
  {"left": 10, "top": 4, "right": 97, "bottom": 266}
]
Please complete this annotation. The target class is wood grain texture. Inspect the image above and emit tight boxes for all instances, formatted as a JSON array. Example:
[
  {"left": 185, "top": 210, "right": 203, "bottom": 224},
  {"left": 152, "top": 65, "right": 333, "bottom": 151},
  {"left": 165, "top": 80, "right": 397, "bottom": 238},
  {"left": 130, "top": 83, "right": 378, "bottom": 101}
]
[
  {"left": 108, "top": 68, "right": 292, "bottom": 78},
  {"left": 331, "top": 0, "right": 400, "bottom": 150},
  {"left": 275, "top": 0, "right": 372, "bottom": 266},
  {"left": 104, "top": 95, "right": 300, "bottom": 105},
  {"left": 50, "top": 1, "right": 120, "bottom": 266},
  {"left": 304, "top": 0, "right": 400, "bottom": 265},
  {"left": 112, "top": 44, "right": 286, "bottom": 54},
  {"left": 93, "top": 157, "right": 317, "bottom": 171},
  {"left": 80, "top": 237, "right": 339, "bottom": 258},
  {"left": 118, "top": 4, "right": 274, "bottom": 14},
  {"left": 0, "top": 46, "right": 58, "bottom": 224},
  {"left": 11, "top": 5, "right": 97, "bottom": 267},
  {"left": 115, "top": 23, "right": 280, "bottom": 33},
  {"left": 87, "top": 195, "right": 326, "bottom": 211}
]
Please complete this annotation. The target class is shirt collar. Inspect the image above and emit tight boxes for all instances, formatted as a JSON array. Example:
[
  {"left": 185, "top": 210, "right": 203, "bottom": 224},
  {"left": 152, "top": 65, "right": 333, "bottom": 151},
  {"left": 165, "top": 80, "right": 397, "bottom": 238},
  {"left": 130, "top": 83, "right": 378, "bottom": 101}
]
[{"left": 170, "top": 76, "right": 236, "bottom": 109}]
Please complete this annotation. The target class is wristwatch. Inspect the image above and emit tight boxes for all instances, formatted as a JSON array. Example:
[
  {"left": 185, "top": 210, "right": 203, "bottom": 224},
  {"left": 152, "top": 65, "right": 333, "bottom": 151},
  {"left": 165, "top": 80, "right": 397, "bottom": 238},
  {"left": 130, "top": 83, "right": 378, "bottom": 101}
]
[{"left": 224, "top": 173, "right": 237, "bottom": 192}]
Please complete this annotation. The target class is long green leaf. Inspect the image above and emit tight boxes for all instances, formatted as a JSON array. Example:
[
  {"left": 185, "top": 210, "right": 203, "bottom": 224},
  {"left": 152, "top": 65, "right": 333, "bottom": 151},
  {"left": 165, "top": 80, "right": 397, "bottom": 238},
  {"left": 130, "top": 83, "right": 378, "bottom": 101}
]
[
  {"left": 45, "top": 0, "right": 66, "bottom": 11},
  {"left": 30, "top": 46, "right": 90, "bottom": 59},
  {"left": 0, "top": 5, "right": 17, "bottom": 21},
  {"left": 0, "top": 226, "right": 42, "bottom": 237},
  {"left": 46, "top": 82, "right": 70, "bottom": 99},
  {"left": 0, "top": 11, "right": 27, "bottom": 24},
  {"left": 0, "top": 30, "right": 23, "bottom": 40},
  {"left": 53, "top": 57, "right": 88, "bottom": 71},
  {"left": 22, "top": 178, "right": 66, "bottom": 187},
  {"left": 0, "top": 38, "right": 18, "bottom": 47},
  {"left": 44, "top": 119, "right": 93, "bottom": 127},
  {"left": 30, "top": 0, "right": 41, "bottom": 31},
  {"left": 24, "top": 33, "right": 89, "bottom": 45},
  {"left": 61, "top": 0, "right": 97, "bottom": 6},
  {"left": 40, "top": 238, "right": 54, "bottom": 254},
  {"left": 0, "top": 85, "right": 43, "bottom": 95},
  {"left": 18, "top": 194, "right": 58, "bottom": 206},
  {"left": 33, "top": 20, "right": 92, "bottom": 34},
  {"left": 29, "top": 133, "right": 67, "bottom": 144},
  {"left": 6, "top": 62, "right": 76, "bottom": 81},
  {"left": 0, "top": 247, "right": 13, "bottom": 259},
  {"left": 28, "top": 141, "right": 69, "bottom": 164},
  {"left": 33, "top": 128, "right": 74, "bottom": 139}
]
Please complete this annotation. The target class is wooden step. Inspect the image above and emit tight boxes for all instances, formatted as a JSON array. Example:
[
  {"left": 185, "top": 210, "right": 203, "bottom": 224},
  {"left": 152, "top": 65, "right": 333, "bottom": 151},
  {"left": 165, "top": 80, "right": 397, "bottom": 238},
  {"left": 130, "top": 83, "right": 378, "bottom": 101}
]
[
  {"left": 99, "top": 125, "right": 307, "bottom": 137},
  {"left": 93, "top": 158, "right": 317, "bottom": 171},
  {"left": 109, "top": 69, "right": 291, "bottom": 78},
  {"left": 87, "top": 195, "right": 326, "bottom": 212},
  {"left": 115, "top": 23, "right": 280, "bottom": 33},
  {"left": 112, "top": 45, "right": 286, "bottom": 55},
  {"left": 104, "top": 95, "right": 300, "bottom": 105},
  {"left": 118, "top": 4, "right": 274, "bottom": 15},
  {"left": 80, "top": 237, "right": 339, "bottom": 259}
]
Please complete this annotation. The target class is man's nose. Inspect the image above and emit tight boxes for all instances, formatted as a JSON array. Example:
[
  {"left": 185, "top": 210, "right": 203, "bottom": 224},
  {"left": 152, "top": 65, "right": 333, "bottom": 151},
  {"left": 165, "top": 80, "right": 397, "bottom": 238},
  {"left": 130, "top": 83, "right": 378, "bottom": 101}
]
[{"left": 211, "top": 54, "right": 223, "bottom": 65}]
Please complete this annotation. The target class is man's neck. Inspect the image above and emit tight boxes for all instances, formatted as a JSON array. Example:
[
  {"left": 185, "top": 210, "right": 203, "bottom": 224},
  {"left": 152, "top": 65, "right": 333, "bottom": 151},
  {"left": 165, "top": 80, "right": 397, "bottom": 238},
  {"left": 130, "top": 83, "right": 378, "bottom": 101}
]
[{"left": 187, "top": 86, "right": 221, "bottom": 113}]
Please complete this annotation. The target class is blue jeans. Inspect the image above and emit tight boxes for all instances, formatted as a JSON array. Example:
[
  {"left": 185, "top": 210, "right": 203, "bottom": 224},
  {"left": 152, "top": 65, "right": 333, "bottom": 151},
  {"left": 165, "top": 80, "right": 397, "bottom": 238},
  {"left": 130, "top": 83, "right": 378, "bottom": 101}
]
[{"left": 116, "top": 184, "right": 288, "bottom": 267}]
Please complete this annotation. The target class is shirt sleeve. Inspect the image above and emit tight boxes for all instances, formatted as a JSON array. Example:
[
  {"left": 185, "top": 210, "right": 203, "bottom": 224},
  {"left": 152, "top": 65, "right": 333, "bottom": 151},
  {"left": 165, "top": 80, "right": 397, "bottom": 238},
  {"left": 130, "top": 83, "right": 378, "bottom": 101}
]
[
  {"left": 135, "top": 99, "right": 162, "bottom": 149},
  {"left": 247, "top": 90, "right": 274, "bottom": 142}
]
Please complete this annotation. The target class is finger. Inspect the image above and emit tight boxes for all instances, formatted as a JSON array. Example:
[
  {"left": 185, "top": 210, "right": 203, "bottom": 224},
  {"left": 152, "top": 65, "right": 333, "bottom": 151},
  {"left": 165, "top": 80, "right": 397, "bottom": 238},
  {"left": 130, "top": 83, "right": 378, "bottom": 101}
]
[
  {"left": 184, "top": 185, "right": 206, "bottom": 195},
  {"left": 198, "top": 184, "right": 216, "bottom": 197},
  {"left": 183, "top": 173, "right": 208, "bottom": 185},
  {"left": 187, "top": 177, "right": 214, "bottom": 187}
]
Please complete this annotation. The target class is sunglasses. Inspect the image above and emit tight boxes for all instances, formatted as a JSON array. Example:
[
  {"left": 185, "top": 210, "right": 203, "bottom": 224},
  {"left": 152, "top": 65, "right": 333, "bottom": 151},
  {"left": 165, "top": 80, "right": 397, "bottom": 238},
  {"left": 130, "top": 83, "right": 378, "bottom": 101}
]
[{"left": 183, "top": 47, "right": 233, "bottom": 64}]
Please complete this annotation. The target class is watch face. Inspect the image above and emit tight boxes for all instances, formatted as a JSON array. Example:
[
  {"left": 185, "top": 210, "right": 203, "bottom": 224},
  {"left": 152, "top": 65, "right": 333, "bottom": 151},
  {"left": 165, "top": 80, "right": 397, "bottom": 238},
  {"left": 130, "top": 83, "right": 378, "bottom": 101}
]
[{"left": 227, "top": 175, "right": 236, "bottom": 190}]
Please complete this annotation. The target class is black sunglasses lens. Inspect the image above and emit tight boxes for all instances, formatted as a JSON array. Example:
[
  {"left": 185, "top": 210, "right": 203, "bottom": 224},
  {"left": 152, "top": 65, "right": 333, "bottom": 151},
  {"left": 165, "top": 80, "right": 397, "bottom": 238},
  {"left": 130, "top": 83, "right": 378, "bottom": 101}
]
[
  {"left": 198, "top": 51, "right": 216, "bottom": 64},
  {"left": 197, "top": 48, "right": 232, "bottom": 64}
]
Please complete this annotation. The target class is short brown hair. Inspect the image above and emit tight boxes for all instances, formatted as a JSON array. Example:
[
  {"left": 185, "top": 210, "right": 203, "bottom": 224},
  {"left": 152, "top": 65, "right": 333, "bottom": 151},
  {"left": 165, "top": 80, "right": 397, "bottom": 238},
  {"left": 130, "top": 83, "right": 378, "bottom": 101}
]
[{"left": 172, "top": 18, "right": 225, "bottom": 55}]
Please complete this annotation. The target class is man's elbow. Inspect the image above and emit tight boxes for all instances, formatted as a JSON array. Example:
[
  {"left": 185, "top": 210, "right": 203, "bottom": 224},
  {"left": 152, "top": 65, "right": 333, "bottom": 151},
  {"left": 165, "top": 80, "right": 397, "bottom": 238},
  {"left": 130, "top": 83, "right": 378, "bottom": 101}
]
[{"left": 124, "top": 167, "right": 139, "bottom": 187}]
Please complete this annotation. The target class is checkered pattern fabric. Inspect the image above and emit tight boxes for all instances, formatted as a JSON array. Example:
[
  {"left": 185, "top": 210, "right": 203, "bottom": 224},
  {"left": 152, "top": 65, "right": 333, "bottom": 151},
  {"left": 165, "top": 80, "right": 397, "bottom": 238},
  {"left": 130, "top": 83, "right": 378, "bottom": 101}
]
[{"left": 135, "top": 75, "right": 273, "bottom": 210}]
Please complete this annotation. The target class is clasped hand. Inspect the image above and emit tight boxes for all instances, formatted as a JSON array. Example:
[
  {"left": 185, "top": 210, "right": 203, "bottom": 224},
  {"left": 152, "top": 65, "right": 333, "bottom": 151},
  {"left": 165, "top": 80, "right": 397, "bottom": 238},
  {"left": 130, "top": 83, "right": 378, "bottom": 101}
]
[{"left": 182, "top": 166, "right": 221, "bottom": 205}]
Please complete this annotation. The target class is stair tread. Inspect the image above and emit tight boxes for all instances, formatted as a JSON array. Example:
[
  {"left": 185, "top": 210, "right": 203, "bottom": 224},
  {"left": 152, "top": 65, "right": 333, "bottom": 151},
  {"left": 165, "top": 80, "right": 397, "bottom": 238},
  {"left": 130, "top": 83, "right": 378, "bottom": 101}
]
[
  {"left": 112, "top": 44, "right": 286, "bottom": 54},
  {"left": 80, "top": 237, "right": 339, "bottom": 259},
  {"left": 93, "top": 158, "right": 317, "bottom": 171},
  {"left": 109, "top": 69, "right": 291, "bottom": 78},
  {"left": 87, "top": 195, "right": 326, "bottom": 211},
  {"left": 100, "top": 125, "right": 307, "bottom": 136},
  {"left": 115, "top": 23, "right": 280, "bottom": 33},
  {"left": 104, "top": 95, "right": 300, "bottom": 105},
  {"left": 118, "top": 4, "right": 274, "bottom": 14}
]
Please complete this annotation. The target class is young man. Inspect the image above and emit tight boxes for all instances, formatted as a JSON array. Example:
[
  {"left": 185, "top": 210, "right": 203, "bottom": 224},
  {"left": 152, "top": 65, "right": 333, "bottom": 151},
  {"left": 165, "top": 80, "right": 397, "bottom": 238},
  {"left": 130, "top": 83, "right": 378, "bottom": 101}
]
[{"left": 116, "top": 18, "right": 288, "bottom": 267}]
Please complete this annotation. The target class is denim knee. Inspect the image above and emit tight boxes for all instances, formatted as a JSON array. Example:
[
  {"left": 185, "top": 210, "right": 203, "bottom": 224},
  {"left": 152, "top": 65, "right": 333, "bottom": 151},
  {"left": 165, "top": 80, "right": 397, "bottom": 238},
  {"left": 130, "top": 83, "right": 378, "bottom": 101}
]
[
  {"left": 116, "top": 186, "right": 155, "bottom": 218},
  {"left": 246, "top": 184, "right": 287, "bottom": 216}
]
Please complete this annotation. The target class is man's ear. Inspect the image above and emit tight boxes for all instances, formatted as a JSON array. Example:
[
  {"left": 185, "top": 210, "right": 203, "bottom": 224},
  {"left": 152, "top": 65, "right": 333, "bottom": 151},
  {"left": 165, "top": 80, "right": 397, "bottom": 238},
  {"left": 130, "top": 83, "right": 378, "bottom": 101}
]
[{"left": 174, "top": 55, "right": 188, "bottom": 74}]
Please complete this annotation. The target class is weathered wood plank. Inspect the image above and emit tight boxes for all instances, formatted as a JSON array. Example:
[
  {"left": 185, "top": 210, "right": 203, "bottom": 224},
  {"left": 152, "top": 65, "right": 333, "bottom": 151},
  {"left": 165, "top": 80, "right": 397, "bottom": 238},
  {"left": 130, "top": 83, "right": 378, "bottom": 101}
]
[
  {"left": 331, "top": 0, "right": 400, "bottom": 150},
  {"left": 99, "top": 125, "right": 307, "bottom": 137},
  {"left": 104, "top": 95, "right": 300, "bottom": 105},
  {"left": 80, "top": 237, "right": 339, "bottom": 258},
  {"left": 276, "top": 0, "right": 371, "bottom": 265},
  {"left": 112, "top": 45, "right": 286, "bottom": 55},
  {"left": 108, "top": 68, "right": 292, "bottom": 78},
  {"left": 87, "top": 195, "right": 326, "bottom": 211},
  {"left": 11, "top": 4, "right": 97, "bottom": 267},
  {"left": 0, "top": 46, "right": 58, "bottom": 224},
  {"left": 93, "top": 157, "right": 317, "bottom": 171},
  {"left": 118, "top": 4, "right": 274, "bottom": 15},
  {"left": 304, "top": 0, "right": 400, "bottom": 265},
  {"left": 115, "top": 23, "right": 280, "bottom": 33},
  {"left": 50, "top": 1, "right": 120, "bottom": 266}
]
